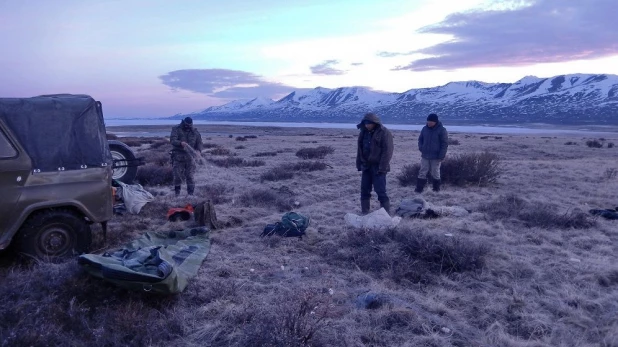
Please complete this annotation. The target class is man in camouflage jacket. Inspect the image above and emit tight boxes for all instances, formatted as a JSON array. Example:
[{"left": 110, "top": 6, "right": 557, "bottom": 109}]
[{"left": 170, "top": 117, "right": 203, "bottom": 196}]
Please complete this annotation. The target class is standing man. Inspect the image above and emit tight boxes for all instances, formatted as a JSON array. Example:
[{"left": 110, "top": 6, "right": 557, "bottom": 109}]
[
  {"left": 356, "top": 112, "right": 394, "bottom": 215},
  {"left": 416, "top": 113, "right": 448, "bottom": 193},
  {"left": 170, "top": 117, "right": 203, "bottom": 196}
]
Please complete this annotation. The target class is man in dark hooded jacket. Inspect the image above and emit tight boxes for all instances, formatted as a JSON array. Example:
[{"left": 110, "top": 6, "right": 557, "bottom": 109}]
[
  {"left": 170, "top": 117, "right": 203, "bottom": 196},
  {"left": 356, "top": 112, "right": 394, "bottom": 214},
  {"left": 416, "top": 113, "right": 448, "bottom": 193}
]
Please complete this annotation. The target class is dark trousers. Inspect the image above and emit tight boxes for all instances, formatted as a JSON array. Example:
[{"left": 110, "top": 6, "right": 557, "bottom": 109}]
[
  {"left": 360, "top": 165, "right": 389, "bottom": 203},
  {"left": 173, "top": 159, "right": 195, "bottom": 187}
]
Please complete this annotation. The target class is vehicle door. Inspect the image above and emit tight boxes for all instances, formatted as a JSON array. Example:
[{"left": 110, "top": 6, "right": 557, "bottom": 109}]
[{"left": 0, "top": 121, "right": 31, "bottom": 233}]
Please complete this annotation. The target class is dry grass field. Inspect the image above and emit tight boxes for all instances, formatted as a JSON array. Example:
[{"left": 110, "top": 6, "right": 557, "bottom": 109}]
[{"left": 1, "top": 124, "right": 618, "bottom": 347}]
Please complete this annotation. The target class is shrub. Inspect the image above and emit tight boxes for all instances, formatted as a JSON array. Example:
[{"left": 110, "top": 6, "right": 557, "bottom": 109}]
[
  {"left": 208, "top": 156, "right": 264, "bottom": 168},
  {"left": 604, "top": 168, "right": 618, "bottom": 180},
  {"left": 244, "top": 135, "right": 258, "bottom": 139},
  {"left": 235, "top": 136, "right": 247, "bottom": 141},
  {"left": 238, "top": 291, "right": 331, "bottom": 346},
  {"left": 394, "top": 229, "right": 490, "bottom": 274},
  {"left": 239, "top": 188, "right": 292, "bottom": 211},
  {"left": 397, "top": 151, "right": 502, "bottom": 187},
  {"left": 135, "top": 164, "right": 173, "bottom": 186},
  {"left": 448, "top": 138, "right": 460, "bottom": 145},
  {"left": 295, "top": 146, "right": 335, "bottom": 159},
  {"left": 332, "top": 228, "right": 490, "bottom": 281},
  {"left": 253, "top": 151, "right": 278, "bottom": 157},
  {"left": 244, "top": 160, "right": 266, "bottom": 167},
  {"left": 202, "top": 143, "right": 220, "bottom": 149},
  {"left": 608, "top": 142, "right": 615, "bottom": 148},
  {"left": 210, "top": 147, "right": 232, "bottom": 156},
  {"left": 261, "top": 161, "right": 328, "bottom": 182},
  {"left": 197, "top": 183, "right": 232, "bottom": 204},
  {"left": 477, "top": 194, "right": 526, "bottom": 219},
  {"left": 518, "top": 206, "right": 595, "bottom": 229},
  {"left": 564, "top": 141, "right": 578, "bottom": 145},
  {"left": 479, "top": 195, "right": 596, "bottom": 229},
  {"left": 150, "top": 140, "right": 169, "bottom": 149},
  {"left": 586, "top": 140, "right": 603, "bottom": 148},
  {"left": 143, "top": 151, "right": 170, "bottom": 167},
  {"left": 260, "top": 170, "right": 295, "bottom": 182},
  {"left": 235, "top": 145, "right": 246, "bottom": 149}
]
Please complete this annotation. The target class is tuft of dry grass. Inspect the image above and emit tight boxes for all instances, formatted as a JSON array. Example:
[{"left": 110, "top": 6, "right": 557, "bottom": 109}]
[
  {"left": 586, "top": 140, "right": 603, "bottom": 148},
  {"left": 197, "top": 183, "right": 233, "bottom": 204},
  {"left": 202, "top": 143, "right": 220, "bottom": 149},
  {"left": 331, "top": 228, "right": 490, "bottom": 282},
  {"left": 296, "top": 146, "right": 335, "bottom": 159},
  {"left": 238, "top": 188, "right": 292, "bottom": 211},
  {"left": 261, "top": 161, "right": 329, "bottom": 182},
  {"left": 397, "top": 151, "right": 502, "bottom": 187},
  {"left": 604, "top": 168, "right": 618, "bottom": 180},
  {"left": 136, "top": 164, "right": 173, "bottom": 186},
  {"left": 252, "top": 151, "right": 278, "bottom": 157},
  {"left": 209, "top": 147, "right": 232, "bottom": 156},
  {"left": 208, "top": 156, "right": 265, "bottom": 168},
  {"left": 479, "top": 194, "right": 596, "bottom": 229}
]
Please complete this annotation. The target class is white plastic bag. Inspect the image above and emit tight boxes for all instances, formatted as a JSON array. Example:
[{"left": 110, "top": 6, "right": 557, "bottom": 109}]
[
  {"left": 116, "top": 181, "right": 154, "bottom": 214},
  {"left": 344, "top": 208, "right": 401, "bottom": 231}
]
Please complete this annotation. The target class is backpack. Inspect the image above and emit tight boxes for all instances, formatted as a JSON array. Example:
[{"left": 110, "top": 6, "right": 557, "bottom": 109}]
[{"left": 261, "top": 212, "right": 310, "bottom": 238}]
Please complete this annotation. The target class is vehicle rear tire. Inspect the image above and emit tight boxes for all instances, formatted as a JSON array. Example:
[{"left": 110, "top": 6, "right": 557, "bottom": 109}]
[
  {"left": 109, "top": 140, "right": 138, "bottom": 184},
  {"left": 15, "top": 209, "right": 92, "bottom": 261}
]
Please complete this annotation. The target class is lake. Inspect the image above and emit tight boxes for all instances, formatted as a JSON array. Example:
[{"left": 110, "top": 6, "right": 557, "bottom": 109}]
[{"left": 104, "top": 119, "right": 618, "bottom": 136}]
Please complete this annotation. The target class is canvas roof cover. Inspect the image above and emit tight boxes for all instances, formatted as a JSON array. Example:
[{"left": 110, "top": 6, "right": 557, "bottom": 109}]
[{"left": 0, "top": 94, "right": 112, "bottom": 172}]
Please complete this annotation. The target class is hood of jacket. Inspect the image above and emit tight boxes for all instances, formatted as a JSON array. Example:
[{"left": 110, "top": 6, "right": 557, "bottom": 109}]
[{"left": 356, "top": 113, "right": 383, "bottom": 129}]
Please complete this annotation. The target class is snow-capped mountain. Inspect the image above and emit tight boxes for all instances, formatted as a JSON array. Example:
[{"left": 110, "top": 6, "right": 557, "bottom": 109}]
[{"left": 175, "top": 74, "right": 618, "bottom": 124}]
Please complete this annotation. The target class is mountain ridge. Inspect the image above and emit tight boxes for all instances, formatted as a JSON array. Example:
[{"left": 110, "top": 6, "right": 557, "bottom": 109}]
[{"left": 172, "top": 73, "right": 618, "bottom": 125}]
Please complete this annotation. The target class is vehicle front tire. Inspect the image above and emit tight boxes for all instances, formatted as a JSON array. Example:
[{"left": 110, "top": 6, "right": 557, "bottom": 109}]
[
  {"left": 108, "top": 140, "right": 138, "bottom": 184},
  {"left": 15, "top": 209, "right": 92, "bottom": 261}
]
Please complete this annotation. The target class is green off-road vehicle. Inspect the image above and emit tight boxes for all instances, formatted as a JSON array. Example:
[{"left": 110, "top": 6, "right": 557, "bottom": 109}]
[{"left": 0, "top": 94, "right": 141, "bottom": 261}]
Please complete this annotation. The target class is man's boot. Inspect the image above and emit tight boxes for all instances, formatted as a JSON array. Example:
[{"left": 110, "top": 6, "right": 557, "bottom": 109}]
[
  {"left": 414, "top": 179, "right": 427, "bottom": 193},
  {"left": 380, "top": 200, "right": 391, "bottom": 215},
  {"left": 174, "top": 185, "right": 181, "bottom": 197},
  {"left": 187, "top": 184, "right": 195, "bottom": 195},
  {"left": 432, "top": 179, "right": 441, "bottom": 192},
  {"left": 361, "top": 199, "right": 370, "bottom": 215}
]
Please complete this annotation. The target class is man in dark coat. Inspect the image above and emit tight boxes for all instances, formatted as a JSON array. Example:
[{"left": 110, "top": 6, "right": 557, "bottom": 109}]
[
  {"left": 170, "top": 117, "right": 203, "bottom": 196},
  {"left": 416, "top": 113, "right": 448, "bottom": 193},
  {"left": 356, "top": 112, "right": 394, "bottom": 214}
]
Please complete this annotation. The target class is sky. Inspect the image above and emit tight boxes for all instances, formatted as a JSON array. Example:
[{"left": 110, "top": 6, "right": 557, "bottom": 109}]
[{"left": 1, "top": 0, "right": 617, "bottom": 118}]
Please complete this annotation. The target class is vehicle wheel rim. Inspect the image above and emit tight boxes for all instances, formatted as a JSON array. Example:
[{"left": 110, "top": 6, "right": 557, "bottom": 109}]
[
  {"left": 111, "top": 150, "right": 128, "bottom": 180},
  {"left": 38, "top": 224, "right": 73, "bottom": 256}
]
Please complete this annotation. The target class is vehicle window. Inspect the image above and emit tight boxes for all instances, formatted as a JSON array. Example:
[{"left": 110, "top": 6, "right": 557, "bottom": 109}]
[{"left": 0, "top": 130, "right": 17, "bottom": 158}]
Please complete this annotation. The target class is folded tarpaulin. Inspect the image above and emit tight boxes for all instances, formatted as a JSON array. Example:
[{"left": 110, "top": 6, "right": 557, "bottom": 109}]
[{"left": 78, "top": 227, "right": 210, "bottom": 294}]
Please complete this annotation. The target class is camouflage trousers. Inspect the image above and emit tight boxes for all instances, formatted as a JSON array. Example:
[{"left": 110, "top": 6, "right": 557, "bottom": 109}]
[{"left": 172, "top": 159, "right": 196, "bottom": 187}]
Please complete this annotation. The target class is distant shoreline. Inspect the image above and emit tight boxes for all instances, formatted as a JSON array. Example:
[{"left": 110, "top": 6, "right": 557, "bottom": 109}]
[{"left": 104, "top": 119, "right": 618, "bottom": 137}]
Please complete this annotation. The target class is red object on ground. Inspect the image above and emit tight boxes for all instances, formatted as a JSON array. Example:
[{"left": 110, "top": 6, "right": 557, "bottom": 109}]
[{"left": 167, "top": 204, "right": 194, "bottom": 221}]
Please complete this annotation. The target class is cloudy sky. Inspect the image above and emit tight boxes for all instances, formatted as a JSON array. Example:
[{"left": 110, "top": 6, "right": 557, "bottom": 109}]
[{"left": 1, "top": 0, "right": 617, "bottom": 118}]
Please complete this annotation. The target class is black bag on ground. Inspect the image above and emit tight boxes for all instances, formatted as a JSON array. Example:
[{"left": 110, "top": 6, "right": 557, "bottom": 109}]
[{"left": 261, "top": 212, "right": 310, "bottom": 238}]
